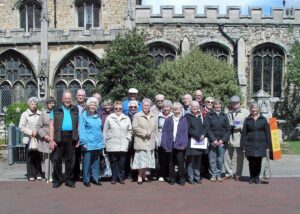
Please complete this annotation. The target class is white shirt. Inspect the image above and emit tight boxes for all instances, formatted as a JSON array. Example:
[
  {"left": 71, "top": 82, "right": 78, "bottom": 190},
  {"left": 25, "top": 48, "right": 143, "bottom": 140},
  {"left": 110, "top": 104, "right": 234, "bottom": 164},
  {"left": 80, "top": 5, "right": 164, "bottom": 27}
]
[{"left": 172, "top": 114, "right": 181, "bottom": 141}]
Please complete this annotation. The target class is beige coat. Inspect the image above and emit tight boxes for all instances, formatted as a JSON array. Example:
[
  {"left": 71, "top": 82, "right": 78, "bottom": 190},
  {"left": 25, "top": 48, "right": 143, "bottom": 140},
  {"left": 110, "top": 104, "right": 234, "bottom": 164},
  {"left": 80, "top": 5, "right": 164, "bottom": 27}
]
[
  {"left": 36, "top": 109, "right": 52, "bottom": 153},
  {"left": 227, "top": 107, "right": 250, "bottom": 147},
  {"left": 132, "top": 111, "right": 157, "bottom": 151},
  {"left": 103, "top": 113, "right": 132, "bottom": 152},
  {"left": 19, "top": 109, "right": 41, "bottom": 146}
]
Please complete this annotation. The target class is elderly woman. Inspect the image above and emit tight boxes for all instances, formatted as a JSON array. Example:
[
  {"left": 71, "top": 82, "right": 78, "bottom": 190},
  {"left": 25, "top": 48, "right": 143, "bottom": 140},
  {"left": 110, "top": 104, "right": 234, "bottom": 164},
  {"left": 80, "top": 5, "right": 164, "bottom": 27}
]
[
  {"left": 103, "top": 101, "right": 132, "bottom": 184},
  {"left": 185, "top": 101, "right": 206, "bottom": 184},
  {"left": 241, "top": 102, "right": 271, "bottom": 184},
  {"left": 161, "top": 102, "right": 188, "bottom": 186},
  {"left": 79, "top": 97, "right": 105, "bottom": 187},
  {"left": 202, "top": 97, "right": 214, "bottom": 119},
  {"left": 99, "top": 99, "right": 113, "bottom": 127},
  {"left": 205, "top": 99, "right": 231, "bottom": 182},
  {"left": 156, "top": 100, "right": 173, "bottom": 182},
  {"left": 19, "top": 97, "right": 42, "bottom": 181},
  {"left": 132, "top": 98, "right": 157, "bottom": 184},
  {"left": 36, "top": 96, "right": 56, "bottom": 183},
  {"left": 128, "top": 100, "right": 139, "bottom": 123}
]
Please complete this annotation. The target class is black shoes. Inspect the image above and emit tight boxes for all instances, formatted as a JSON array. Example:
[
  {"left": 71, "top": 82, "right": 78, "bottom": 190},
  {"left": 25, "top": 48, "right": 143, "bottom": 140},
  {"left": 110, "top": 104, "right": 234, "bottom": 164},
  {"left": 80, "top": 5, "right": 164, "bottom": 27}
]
[
  {"left": 195, "top": 180, "right": 202, "bottom": 184},
  {"left": 65, "top": 181, "right": 75, "bottom": 188},
  {"left": 111, "top": 180, "right": 117, "bottom": 185},
  {"left": 169, "top": 181, "right": 175, "bottom": 185},
  {"left": 255, "top": 178, "right": 261, "bottom": 184},
  {"left": 188, "top": 180, "right": 194, "bottom": 185},
  {"left": 53, "top": 182, "right": 62, "bottom": 188},
  {"left": 179, "top": 182, "right": 185, "bottom": 186},
  {"left": 119, "top": 180, "right": 125, "bottom": 184},
  {"left": 92, "top": 181, "right": 102, "bottom": 186},
  {"left": 83, "top": 182, "right": 91, "bottom": 187}
]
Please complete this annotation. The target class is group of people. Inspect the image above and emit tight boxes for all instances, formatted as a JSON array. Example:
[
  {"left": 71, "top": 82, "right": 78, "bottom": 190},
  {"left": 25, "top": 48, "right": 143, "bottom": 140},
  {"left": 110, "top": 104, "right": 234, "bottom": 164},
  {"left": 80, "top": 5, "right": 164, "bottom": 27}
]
[{"left": 18, "top": 88, "right": 272, "bottom": 188}]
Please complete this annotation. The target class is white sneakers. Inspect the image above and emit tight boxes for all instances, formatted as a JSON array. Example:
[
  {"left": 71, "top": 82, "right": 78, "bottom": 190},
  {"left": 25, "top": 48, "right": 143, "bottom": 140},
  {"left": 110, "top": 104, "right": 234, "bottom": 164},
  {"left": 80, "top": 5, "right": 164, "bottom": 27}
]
[{"left": 158, "top": 177, "right": 165, "bottom": 182}]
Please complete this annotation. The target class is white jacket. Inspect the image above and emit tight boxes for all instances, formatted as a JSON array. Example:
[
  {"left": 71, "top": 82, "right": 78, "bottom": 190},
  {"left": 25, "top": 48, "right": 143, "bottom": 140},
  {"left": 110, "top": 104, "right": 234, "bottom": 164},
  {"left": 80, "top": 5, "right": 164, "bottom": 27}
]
[{"left": 19, "top": 109, "right": 41, "bottom": 145}]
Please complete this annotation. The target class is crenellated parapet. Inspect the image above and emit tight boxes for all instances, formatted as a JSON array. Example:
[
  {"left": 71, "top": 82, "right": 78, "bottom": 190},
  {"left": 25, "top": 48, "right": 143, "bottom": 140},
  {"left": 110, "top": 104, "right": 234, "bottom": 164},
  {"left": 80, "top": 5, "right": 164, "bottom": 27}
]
[
  {"left": 136, "top": 5, "right": 300, "bottom": 25},
  {"left": 0, "top": 28, "right": 125, "bottom": 45}
]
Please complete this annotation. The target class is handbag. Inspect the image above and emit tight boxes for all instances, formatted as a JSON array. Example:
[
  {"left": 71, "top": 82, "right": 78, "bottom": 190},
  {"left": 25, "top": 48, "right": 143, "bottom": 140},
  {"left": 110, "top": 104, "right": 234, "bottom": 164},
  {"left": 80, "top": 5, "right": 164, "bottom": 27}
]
[
  {"left": 100, "top": 154, "right": 112, "bottom": 178},
  {"left": 29, "top": 137, "right": 38, "bottom": 150},
  {"left": 263, "top": 150, "right": 272, "bottom": 179}
]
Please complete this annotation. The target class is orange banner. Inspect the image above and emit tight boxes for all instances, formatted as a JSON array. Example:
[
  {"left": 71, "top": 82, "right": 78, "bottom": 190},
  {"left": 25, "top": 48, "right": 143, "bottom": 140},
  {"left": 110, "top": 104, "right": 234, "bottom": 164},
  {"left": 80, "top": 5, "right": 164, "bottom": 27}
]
[{"left": 269, "top": 117, "right": 281, "bottom": 160}]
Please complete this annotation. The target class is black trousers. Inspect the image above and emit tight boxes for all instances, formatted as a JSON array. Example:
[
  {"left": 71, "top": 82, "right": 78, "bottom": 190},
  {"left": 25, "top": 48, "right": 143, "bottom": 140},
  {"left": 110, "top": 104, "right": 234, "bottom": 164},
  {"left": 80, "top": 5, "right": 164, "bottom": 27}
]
[
  {"left": 201, "top": 154, "right": 210, "bottom": 178},
  {"left": 26, "top": 147, "right": 42, "bottom": 179},
  {"left": 158, "top": 147, "right": 170, "bottom": 178},
  {"left": 169, "top": 149, "right": 185, "bottom": 183},
  {"left": 247, "top": 156, "right": 262, "bottom": 178},
  {"left": 109, "top": 152, "right": 127, "bottom": 182},
  {"left": 52, "top": 132, "right": 76, "bottom": 184},
  {"left": 74, "top": 145, "right": 82, "bottom": 180},
  {"left": 125, "top": 143, "right": 134, "bottom": 178}
]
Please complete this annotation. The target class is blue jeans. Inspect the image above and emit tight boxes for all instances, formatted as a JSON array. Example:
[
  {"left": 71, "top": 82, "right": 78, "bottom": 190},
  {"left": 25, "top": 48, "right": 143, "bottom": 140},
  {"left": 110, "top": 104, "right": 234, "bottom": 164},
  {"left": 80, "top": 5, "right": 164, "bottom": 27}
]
[
  {"left": 208, "top": 145, "right": 225, "bottom": 177},
  {"left": 186, "top": 155, "right": 202, "bottom": 182},
  {"left": 82, "top": 150, "right": 101, "bottom": 183}
]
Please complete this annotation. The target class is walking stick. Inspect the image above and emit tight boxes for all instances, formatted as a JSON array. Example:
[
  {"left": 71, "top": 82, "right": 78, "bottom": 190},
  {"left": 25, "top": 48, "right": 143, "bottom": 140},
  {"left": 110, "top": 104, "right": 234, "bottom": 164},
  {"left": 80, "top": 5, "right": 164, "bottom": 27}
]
[{"left": 46, "top": 148, "right": 51, "bottom": 183}]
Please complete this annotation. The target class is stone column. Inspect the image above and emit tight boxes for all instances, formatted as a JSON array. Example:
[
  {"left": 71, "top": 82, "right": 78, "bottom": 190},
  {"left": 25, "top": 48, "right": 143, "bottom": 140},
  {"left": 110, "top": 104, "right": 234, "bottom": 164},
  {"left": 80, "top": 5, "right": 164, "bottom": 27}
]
[
  {"left": 39, "top": 0, "right": 49, "bottom": 99},
  {"left": 237, "top": 37, "right": 247, "bottom": 102},
  {"left": 125, "top": 0, "right": 135, "bottom": 30},
  {"left": 181, "top": 35, "right": 190, "bottom": 56}
]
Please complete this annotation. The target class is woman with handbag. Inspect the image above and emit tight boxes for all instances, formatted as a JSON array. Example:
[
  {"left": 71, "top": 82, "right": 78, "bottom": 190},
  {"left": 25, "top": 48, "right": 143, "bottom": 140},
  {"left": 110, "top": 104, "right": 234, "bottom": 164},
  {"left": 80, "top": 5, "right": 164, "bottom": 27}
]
[
  {"left": 19, "top": 97, "right": 42, "bottom": 181},
  {"left": 241, "top": 102, "right": 271, "bottom": 184},
  {"left": 36, "top": 96, "right": 56, "bottom": 183}
]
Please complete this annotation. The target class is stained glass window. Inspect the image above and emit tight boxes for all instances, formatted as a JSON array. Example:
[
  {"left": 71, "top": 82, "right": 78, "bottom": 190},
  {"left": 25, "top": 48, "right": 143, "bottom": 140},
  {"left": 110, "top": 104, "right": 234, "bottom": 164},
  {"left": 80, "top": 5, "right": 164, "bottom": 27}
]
[
  {"left": 200, "top": 42, "right": 229, "bottom": 62},
  {"left": 54, "top": 49, "right": 99, "bottom": 101},
  {"left": 252, "top": 44, "right": 284, "bottom": 97},
  {"left": 148, "top": 42, "right": 176, "bottom": 68}
]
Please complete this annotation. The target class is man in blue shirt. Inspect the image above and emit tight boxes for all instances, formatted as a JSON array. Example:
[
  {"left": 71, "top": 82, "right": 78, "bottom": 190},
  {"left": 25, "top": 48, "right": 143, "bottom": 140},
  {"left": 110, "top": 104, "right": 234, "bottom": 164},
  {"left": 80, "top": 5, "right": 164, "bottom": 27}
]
[
  {"left": 50, "top": 91, "right": 79, "bottom": 188},
  {"left": 122, "top": 88, "right": 142, "bottom": 115}
]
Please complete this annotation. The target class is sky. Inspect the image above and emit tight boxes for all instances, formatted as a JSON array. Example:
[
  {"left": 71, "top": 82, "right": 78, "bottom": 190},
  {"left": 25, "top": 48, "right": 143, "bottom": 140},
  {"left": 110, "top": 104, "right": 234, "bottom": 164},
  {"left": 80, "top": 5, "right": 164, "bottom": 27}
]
[{"left": 142, "top": 0, "right": 300, "bottom": 15}]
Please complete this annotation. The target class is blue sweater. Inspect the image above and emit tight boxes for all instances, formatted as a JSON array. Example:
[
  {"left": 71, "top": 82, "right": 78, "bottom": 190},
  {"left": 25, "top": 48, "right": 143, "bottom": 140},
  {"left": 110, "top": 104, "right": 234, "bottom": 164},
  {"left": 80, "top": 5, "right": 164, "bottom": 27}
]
[{"left": 79, "top": 111, "right": 105, "bottom": 151}]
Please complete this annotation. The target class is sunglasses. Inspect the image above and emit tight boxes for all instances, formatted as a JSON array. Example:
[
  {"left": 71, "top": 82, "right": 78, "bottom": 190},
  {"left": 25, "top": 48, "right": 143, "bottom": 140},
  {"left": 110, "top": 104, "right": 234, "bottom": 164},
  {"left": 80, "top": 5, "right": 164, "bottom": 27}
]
[
  {"left": 115, "top": 107, "right": 123, "bottom": 111},
  {"left": 156, "top": 100, "right": 164, "bottom": 102},
  {"left": 206, "top": 101, "right": 214, "bottom": 104},
  {"left": 129, "top": 106, "right": 137, "bottom": 109}
]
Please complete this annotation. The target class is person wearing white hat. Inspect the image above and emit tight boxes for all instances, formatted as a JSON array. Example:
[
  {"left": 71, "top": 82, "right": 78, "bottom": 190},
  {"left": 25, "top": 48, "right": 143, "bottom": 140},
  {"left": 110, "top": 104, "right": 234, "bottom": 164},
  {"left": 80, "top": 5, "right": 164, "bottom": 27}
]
[
  {"left": 122, "top": 88, "right": 142, "bottom": 115},
  {"left": 224, "top": 95, "right": 249, "bottom": 181}
]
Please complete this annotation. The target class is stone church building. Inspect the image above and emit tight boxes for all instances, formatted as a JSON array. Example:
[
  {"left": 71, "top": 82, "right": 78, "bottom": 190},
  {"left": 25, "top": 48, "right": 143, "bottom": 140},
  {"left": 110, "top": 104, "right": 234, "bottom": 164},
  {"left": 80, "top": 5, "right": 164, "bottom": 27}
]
[{"left": 0, "top": 0, "right": 299, "bottom": 111}]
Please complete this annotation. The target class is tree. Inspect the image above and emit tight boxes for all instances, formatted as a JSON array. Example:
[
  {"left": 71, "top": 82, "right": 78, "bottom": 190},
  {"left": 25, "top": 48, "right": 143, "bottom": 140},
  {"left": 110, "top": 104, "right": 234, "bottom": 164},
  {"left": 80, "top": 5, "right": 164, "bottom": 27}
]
[
  {"left": 288, "top": 41, "right": 300, "bottom": 86},
  {"left": 154, "top": 49, "right": 242, "bottom": 106},
  {"left": 97, "top": 29, "right": 155, "bottom": 101}
]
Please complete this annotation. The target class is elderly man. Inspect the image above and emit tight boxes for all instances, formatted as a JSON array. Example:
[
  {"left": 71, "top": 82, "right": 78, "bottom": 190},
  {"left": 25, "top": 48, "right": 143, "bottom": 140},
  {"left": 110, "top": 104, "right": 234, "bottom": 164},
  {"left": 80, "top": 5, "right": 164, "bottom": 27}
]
[
  {"left": 122, "top": 88, "right": 142, "bottom": 115},
  {"left": 150, "top": 94, "right": 165, "bottom": 114},
  {"left": 194, "top": 90, "right": 203, "bottom": 107},
  {"left": 182, "top": 94, "right": 192, "bottom": 115},
  {"left": 224, "top": 95, "right": 249, "bottom": 181},
  {"left": 50, "top": 91, "right": 79, "bottom": 188}
]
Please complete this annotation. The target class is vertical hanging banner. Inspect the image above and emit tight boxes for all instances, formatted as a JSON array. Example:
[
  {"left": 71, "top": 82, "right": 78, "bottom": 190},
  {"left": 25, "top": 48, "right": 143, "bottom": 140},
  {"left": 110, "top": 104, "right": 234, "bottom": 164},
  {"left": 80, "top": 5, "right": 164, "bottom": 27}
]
[{"left": 269, "top": 117, "right": 281, "bottom": 160}]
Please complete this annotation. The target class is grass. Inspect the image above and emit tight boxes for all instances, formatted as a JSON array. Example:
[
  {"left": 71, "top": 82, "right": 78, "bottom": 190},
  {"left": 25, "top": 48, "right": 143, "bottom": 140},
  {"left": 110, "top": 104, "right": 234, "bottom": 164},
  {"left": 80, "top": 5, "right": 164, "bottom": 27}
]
[{"left": 286, "top": 141, "right": 300, "bottom": 154}]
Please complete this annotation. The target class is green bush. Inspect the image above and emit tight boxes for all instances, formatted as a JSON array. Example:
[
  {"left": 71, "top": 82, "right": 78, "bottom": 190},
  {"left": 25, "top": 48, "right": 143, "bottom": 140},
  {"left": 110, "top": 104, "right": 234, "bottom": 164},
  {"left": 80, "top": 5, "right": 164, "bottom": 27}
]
[
  {"left": 5, "top": 102, "right": 28, "bottom": 127},
  {"left": 154, "top": 49, "right": 242, "bottom": 106}
]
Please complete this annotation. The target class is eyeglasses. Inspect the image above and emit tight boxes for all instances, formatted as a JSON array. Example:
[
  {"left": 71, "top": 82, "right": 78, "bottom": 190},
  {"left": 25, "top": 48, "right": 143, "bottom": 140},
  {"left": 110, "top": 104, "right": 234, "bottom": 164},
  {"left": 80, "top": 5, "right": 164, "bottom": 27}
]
[
  {"left": 206, "top": 101, "right": 214, "bottom": 104},
  {"left": 156, "top": 100, "right": 163, "bottom": 102},
  {"left": 129, "top": 106, "right": 137, "bottom": 109},
  {"left": 115, "top": 108, "right": 123, "bottom": 111}
]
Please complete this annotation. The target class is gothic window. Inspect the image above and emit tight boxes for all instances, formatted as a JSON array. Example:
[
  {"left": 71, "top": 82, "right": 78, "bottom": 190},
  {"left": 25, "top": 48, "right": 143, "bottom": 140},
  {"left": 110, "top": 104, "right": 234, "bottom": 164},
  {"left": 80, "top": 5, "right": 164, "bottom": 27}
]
[
  {"left": 148, "top": 42, "right": 176, "bottom": 68},
  {"left": 0, "top": 50, "right": 37, "bottom": 112},
  {"left": 76, "top": 0, "right": 100, "bottom": 29},
  {"left": 252, "top": 44, "right": 284, "bottom": 97},
  {"left": 19, "top": 0, "right": 42, "bottom": 32},
  {"left": 54, "top": 49, "right": 99, "bottom": 101},
  {"left": 200, "top": 42, "right": 229, "bottom": 62}
]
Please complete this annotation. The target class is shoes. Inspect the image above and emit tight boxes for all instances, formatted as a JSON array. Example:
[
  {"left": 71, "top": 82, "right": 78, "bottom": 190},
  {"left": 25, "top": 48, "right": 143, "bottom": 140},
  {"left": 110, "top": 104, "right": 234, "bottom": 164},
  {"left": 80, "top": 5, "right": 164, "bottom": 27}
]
[
  {"left": 210, "top": 177, "right": 217, "bottom": 182},
  {"left": 92, "top": 181, "right": 102, "bottom": 186},
  {"left": 111, "top": 180, "right": 117, "bottom": 185},
  {"left": 83, "top": 182, "right": 91, "bottom": 187},
  {"left": 223, "top": 174, "right": 232, "bottom": 180},
  {"left": 119, "top": 180, "right": 125, "bottom": 184},
  {"left": 249, "top": 178, "right": 254, "bottom": 184},
  {"left": 217, "top": 176, "right": 223, "bottom": 182},
  {"left": 143, "top": 177, "right": 150, "bottom": 183},
  {"left": 188, "top": 180, "right": 194, "bottom": 185},
  {"left": 53, "top": 182, "right": 62, "bottom": 188},
  {"left": 195, "top": 180, "right": 202, "bottom": 184},
  {"left": 158, "top": 177, "right": 165, "bottom": 182},
  {"left": 179, "top": 182, "right": 185, "bottom": 186},
  {"left": 65, "top": 181, "right": 75, "bottom": 188},
  {"left": 235, "top": 176, "right": 240, "bottom": 181},
  {"left": 28, "top": 177, "right": 35, "bottom": 181},
  {"left": 255, "top": 178, "right": 261, "bottom": 184},
  {"left": 36, "top": 176, "right": 43, "bottom": 181},
  {"left": 137, "top": 181, "right": 143, "bottom": 185},
  {"left": 169, "top": 181, "right": 175, "bottom": 185}
]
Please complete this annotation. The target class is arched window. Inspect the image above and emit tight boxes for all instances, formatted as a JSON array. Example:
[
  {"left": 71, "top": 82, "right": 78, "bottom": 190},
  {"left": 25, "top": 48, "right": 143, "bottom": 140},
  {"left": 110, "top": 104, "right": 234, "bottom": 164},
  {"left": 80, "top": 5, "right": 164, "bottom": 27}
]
[
  {"left": 54, "top": 49, "right": 99, "bottom": 101},
  {"left": 0, "top": 50, "right": 37, "bottom": 111},
  {"left": 148, "top": 42, "right": 176, "bottom": 68},
  {"left": 19, "top": 0, "right": 42, "bottom": 32},
  {"left": 252, "top": 44, "right": 284, "bottom": 97},
  {"left": 76, "top": 0, "right": 100, "bottom": 29},
  {"left": 200, "top": 42, "right": 230, "bottom": 62}
]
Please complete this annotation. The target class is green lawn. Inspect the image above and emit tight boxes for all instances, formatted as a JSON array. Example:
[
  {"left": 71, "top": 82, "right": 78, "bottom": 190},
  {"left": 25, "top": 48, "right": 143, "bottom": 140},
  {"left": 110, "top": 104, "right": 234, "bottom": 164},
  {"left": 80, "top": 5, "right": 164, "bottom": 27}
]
[{"left": 286, "top": 141, "right": 300, "bottom": 154}]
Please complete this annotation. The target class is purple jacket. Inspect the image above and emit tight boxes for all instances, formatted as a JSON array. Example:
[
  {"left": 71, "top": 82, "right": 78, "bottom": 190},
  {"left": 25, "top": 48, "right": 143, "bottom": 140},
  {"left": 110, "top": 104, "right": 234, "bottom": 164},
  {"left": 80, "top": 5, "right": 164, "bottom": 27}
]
[{"left": 161, "top": 116, "right": 188, "bottom": 152}]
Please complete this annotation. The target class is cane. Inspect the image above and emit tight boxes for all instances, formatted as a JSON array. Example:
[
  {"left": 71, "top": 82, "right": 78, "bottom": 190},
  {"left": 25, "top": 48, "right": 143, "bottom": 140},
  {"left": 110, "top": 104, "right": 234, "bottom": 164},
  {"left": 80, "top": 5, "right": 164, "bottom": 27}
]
[{"left": 46, "top": 148, "right": 51, "bottom": 183}]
